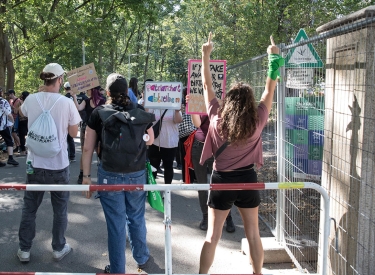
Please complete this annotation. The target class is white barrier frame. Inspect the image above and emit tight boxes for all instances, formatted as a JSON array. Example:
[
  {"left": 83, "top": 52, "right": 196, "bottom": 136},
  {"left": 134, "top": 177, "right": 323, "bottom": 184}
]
[{"left": 0, "top": 182, "right": 330, "bottom": 275}]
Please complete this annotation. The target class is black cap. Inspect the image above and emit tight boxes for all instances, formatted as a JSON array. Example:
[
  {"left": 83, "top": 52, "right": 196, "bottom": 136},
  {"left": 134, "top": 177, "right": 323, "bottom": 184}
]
[{"left": 7, "top": 89, "right": 15, "bottom": 95}]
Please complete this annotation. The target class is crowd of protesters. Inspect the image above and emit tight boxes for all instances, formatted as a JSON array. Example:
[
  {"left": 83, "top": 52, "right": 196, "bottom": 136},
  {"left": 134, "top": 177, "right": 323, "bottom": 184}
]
[{"left": 0, "top": 34, "right": 283, "bottom": 275}]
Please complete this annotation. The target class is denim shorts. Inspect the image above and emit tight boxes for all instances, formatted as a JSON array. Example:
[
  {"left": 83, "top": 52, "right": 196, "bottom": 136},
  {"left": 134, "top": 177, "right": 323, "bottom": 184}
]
[{"left": 208, "top": 165, "right": 260, "bottom": 210}]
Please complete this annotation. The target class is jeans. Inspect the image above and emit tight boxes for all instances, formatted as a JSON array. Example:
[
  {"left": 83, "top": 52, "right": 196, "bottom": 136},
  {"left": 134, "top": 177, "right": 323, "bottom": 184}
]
[
  {"left": 97, "top": 165, "right": 149, "bottom": 273},
  {"left": 18, "top": 166, "right": 70, "bottom": 252},
  {"left": 191, "top": 140, "right": 214, "bottom": 216},
  {"left": 67, "top": 134, "right": 75, "bottom": 159}
]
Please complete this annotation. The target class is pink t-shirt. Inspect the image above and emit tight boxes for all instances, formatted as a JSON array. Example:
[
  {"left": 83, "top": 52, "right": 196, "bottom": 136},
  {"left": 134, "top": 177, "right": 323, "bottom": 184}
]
[{"left": 200, "top": 97, "right": 269, "bottom": 171}]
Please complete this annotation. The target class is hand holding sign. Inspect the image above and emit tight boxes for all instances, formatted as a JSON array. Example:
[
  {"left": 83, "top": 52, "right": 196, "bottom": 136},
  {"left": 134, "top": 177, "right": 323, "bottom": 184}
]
[
  {"left": 202, "top": 32, "right": 214, "bottom": 57},
  {"left": 267, "top": 35, "right": 279, "bottom": 55}
]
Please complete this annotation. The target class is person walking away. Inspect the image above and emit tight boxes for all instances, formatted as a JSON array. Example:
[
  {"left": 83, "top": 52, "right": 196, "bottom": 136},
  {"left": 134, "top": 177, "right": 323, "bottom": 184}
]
[
  {"left": 81, "top": 73, "right": 155, "bottom": 273},
  {"left": 76, "top": 89, "right": 89, "bottom": 122},
  {"left": 17, "top": 63, "right": 81, "bottom": 263},
  {"left": 198, "top": 34, "right": 283, "bottom": 275},
  {"left": 177, "top": 88, "right": 196, "bottom": 182},
  {"left": 71, "top": 86, "right": 105, "bottom": 184},
  {"left": 63, "top": 82, "right": 77, "bottom": 162},
  {"left": 7, "top": 89, "right": 21, "bottom": 152},
  {"left": 0, "top": 88, "right": 19, "bottom": 167},
  {"left": 128, "top": 77, "right": 139, "bottom": 104},
  {"left": 147, "top": 108, "right": 182, "bottom": 185},
  {"left": 18, "top": 91, "right": 30, "bottom": 155}
]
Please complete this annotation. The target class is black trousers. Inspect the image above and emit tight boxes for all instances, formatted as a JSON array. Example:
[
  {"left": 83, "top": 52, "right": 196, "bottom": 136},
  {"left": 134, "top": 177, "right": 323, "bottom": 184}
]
[
  {"left": 18, "top": 120, "right": 28, "bottom": 151},
  {"left": 148, "top": 144, "right": 176, "bottom": 184},
  {"left": 66, "top": 134, "right": 75, "bottom": 159}
]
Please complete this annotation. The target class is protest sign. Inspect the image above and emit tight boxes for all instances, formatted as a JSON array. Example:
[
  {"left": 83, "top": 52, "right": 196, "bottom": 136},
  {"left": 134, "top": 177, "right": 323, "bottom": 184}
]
[
  {"left": 66, "top": 63, "right": 100, "bottom": 94},
  {"left": 186, "top": 60, "right": 226, "bottom": 114},
  {"left": 144, "top": 81, "right": 183, "bottom": 110}
]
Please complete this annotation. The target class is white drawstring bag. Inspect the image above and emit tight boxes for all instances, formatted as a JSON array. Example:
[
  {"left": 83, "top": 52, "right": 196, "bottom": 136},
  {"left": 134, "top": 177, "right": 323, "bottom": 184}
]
[{"left": 26, "top": 94, "right": 63, "bottom": 158}]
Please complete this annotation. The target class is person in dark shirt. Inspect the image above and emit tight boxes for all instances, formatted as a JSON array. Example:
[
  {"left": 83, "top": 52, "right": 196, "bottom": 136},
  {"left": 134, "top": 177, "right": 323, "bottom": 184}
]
[
  {"left": 72, "top": 86, "right": 105, "bottom": 184},
  {"left": 81, "top": 73, "right": 154, "bottom": 273},
  {"left": 63, "top": 82, "right": 76, "bottom": 162}
]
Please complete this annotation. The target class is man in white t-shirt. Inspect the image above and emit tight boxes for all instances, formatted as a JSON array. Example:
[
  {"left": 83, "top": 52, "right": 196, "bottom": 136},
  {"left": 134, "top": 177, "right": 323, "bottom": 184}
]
[{"left": 17, "top": 63, "right": 81, "bottom": 263}]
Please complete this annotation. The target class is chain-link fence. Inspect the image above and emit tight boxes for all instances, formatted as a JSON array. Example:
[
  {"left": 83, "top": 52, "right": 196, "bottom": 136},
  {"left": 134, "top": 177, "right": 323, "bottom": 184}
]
[{"left": 227, "top": 6, "right": 375, "bottom": 275}]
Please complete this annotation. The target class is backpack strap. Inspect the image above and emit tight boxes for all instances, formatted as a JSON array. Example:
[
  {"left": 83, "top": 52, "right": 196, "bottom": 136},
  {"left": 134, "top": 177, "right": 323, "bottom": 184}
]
[
  {"left": 160, "top": 109, "right": 168, "bottom": 120},
  {"left": 35, "top": 93, "right": 63, "bottom": 112}
]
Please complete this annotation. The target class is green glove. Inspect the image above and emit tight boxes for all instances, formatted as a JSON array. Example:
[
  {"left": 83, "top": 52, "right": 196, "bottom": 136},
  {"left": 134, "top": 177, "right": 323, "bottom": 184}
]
[{"left": 267, "top": 54, "right": 285, "bottom": 80}]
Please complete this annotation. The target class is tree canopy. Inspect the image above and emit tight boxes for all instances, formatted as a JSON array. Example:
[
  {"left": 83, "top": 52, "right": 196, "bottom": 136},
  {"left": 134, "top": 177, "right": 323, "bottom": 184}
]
[{"left": 1, "top": 0, "right": 373, "bottom": 94}]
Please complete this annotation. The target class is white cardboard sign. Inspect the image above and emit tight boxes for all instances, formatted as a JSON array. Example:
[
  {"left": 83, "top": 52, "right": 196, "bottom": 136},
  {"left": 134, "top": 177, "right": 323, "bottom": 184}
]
[{"left": 143, "top": 81, "right": 183, "bottom": 110}]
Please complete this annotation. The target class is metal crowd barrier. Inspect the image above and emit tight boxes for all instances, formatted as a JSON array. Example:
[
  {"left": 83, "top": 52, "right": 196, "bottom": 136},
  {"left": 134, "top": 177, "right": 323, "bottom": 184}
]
[{"left": 0, "top": 182, "right": 330, "bottom": 275}]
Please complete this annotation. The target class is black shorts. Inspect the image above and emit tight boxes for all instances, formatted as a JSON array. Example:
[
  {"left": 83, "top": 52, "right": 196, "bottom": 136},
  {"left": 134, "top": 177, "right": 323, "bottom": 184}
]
[{"left": 208, "top": 164, "right": 261, "bottom": 210}]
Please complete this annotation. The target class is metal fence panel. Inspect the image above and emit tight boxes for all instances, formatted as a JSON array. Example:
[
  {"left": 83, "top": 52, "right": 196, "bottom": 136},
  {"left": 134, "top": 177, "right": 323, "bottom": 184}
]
[{"left": 226, "top": 6, "right": 375, "bottom": 274}]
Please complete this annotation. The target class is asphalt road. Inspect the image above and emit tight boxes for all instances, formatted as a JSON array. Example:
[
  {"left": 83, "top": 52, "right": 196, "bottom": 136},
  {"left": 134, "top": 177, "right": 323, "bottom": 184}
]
[{"left": 0, "top": 138, "right": 300, "bottom": 274}]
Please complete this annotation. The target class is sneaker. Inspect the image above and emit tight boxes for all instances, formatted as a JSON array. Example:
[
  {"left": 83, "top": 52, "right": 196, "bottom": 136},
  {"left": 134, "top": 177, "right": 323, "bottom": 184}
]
[
  {"left": 69, "top": 158, "right": 76, "bottom": 163},
  {"left": 104, "top": 265, "right": 110, "bottom": 274},
  {"left": 199, "top": 219, "right": 208, "bottom": 231},
  {"left": 175, "top": 164, "right": 182, "bottom": 170},
  {"left": 7, "top": 159, "right": 19, "bottom": 166},
  {"left": 0, "top": 162, "right": 6, "bottom": 167},
  {"left": 17, "top": 248, "right": 30, "bottom": 262},
  {"left": 52, "top": 243, "right": 72, "bottom": 261},
  {"left": 225, "top": 219, "right": 236, "bottom": 233},
  {"left": 137, "top": 256, "right": 151, "bottom": 270}
]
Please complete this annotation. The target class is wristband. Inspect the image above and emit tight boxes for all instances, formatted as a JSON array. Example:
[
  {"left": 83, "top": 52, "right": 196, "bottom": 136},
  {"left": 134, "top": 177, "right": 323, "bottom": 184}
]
[
  {"left": 267, "top": 54, "right": 285, "bottom": 80},
  {"left": 82, "top": 175, "right": 91, "bottom": 178}
]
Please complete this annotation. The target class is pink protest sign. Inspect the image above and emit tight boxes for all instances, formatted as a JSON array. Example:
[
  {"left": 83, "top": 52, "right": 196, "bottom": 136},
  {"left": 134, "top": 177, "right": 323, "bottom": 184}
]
[{"left": 186, "top": 59, "right": 226, "bottom": 114}]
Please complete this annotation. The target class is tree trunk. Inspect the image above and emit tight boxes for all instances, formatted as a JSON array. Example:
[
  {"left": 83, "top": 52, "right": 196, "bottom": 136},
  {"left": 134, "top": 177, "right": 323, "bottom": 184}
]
[
  {"left": 5, "top": 34, "right": 15, "bottom": 90},
  {"left": 143, "top": 23, "right": 152, "bottom": 82},
  {"left": 0, "top": 22, "right": 6, "bottom": 89}
]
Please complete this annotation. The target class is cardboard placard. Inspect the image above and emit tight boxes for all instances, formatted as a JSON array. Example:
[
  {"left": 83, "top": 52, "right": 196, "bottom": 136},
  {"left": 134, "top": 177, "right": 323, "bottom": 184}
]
[
  {"left": 66, "top": 63, "right": 100, "bottom": 94},
  {"left": 143, "top": 81, "right": 182, "bottom": 110},
  {"left": 186, "top": 60, "right": 226, "bottom": 114}
]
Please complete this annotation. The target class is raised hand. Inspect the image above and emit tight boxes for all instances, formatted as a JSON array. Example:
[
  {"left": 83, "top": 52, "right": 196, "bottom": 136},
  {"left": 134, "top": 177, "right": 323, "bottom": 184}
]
[
  {"left": 202, "top": 32, "right": 214, "bottom": 57},
  {"left": 267, "top": 35, "right": 279, "bottom": 55}
]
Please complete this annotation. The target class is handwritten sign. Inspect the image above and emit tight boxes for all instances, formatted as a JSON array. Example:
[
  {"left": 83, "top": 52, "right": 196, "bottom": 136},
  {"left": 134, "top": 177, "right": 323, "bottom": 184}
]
[
  {"left": 144, "top": 81, "right": 182, "bottom": 110},
  {"left": 66, "top": 63, "right": 100, "bottom": 94},
  {"left": 186, "top": 60, "right": 226, "bottom": 114}
]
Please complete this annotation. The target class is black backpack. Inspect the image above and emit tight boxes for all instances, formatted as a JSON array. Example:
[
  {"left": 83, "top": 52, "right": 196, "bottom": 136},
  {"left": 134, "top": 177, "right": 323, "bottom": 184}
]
[{"left": 98, "top": 104, "right": 155, "bottom": 173}]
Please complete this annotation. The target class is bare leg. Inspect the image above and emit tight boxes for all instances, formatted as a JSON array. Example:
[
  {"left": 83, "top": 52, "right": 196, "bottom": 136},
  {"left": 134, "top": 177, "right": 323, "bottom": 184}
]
[
  {"left": 238, "top": 206, "right": 264, "bottom": 274},
  {"left": 199, "top": 207, "right": 229, "bottom": 274},
  {"left": 12, "top": 132, "right": 20, "bottom": 147}
]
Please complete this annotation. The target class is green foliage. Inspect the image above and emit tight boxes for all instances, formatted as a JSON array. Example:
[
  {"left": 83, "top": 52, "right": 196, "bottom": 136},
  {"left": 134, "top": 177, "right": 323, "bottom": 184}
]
[{"left": 2, "top": 0, "right": 374, "bottom": 92}]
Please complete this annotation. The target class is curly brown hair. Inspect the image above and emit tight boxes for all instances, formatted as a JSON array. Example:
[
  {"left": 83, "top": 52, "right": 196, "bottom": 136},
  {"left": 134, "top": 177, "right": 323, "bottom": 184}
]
[{"left": 219, "top": 82, "right": 259, "bottom": 144}]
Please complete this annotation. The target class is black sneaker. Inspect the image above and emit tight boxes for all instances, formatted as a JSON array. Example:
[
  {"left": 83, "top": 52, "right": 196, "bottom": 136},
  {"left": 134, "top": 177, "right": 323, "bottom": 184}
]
[
  {"left": 104, "top": 265, "right": 110, "bottom": 274},
  {"left": 225, "top": 219, "right": 235, "bottom": 233},
  {"left": 0, "top": 162, "right": 6, "bottom": 167},
  {"left": 7, "top": 159, "right": 19, "bottom": 166},
  {"left": 199, "top": 219, "right": 208, "bottom": 231},
  {"left": 137, "top": 256, "right": 151, "bottom": 270}
]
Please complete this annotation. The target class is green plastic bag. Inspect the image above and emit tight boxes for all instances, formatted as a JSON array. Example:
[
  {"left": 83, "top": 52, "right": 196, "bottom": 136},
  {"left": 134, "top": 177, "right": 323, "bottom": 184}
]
[{"left": 146, "top": 161, "right": 164, "bottom": 213}]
